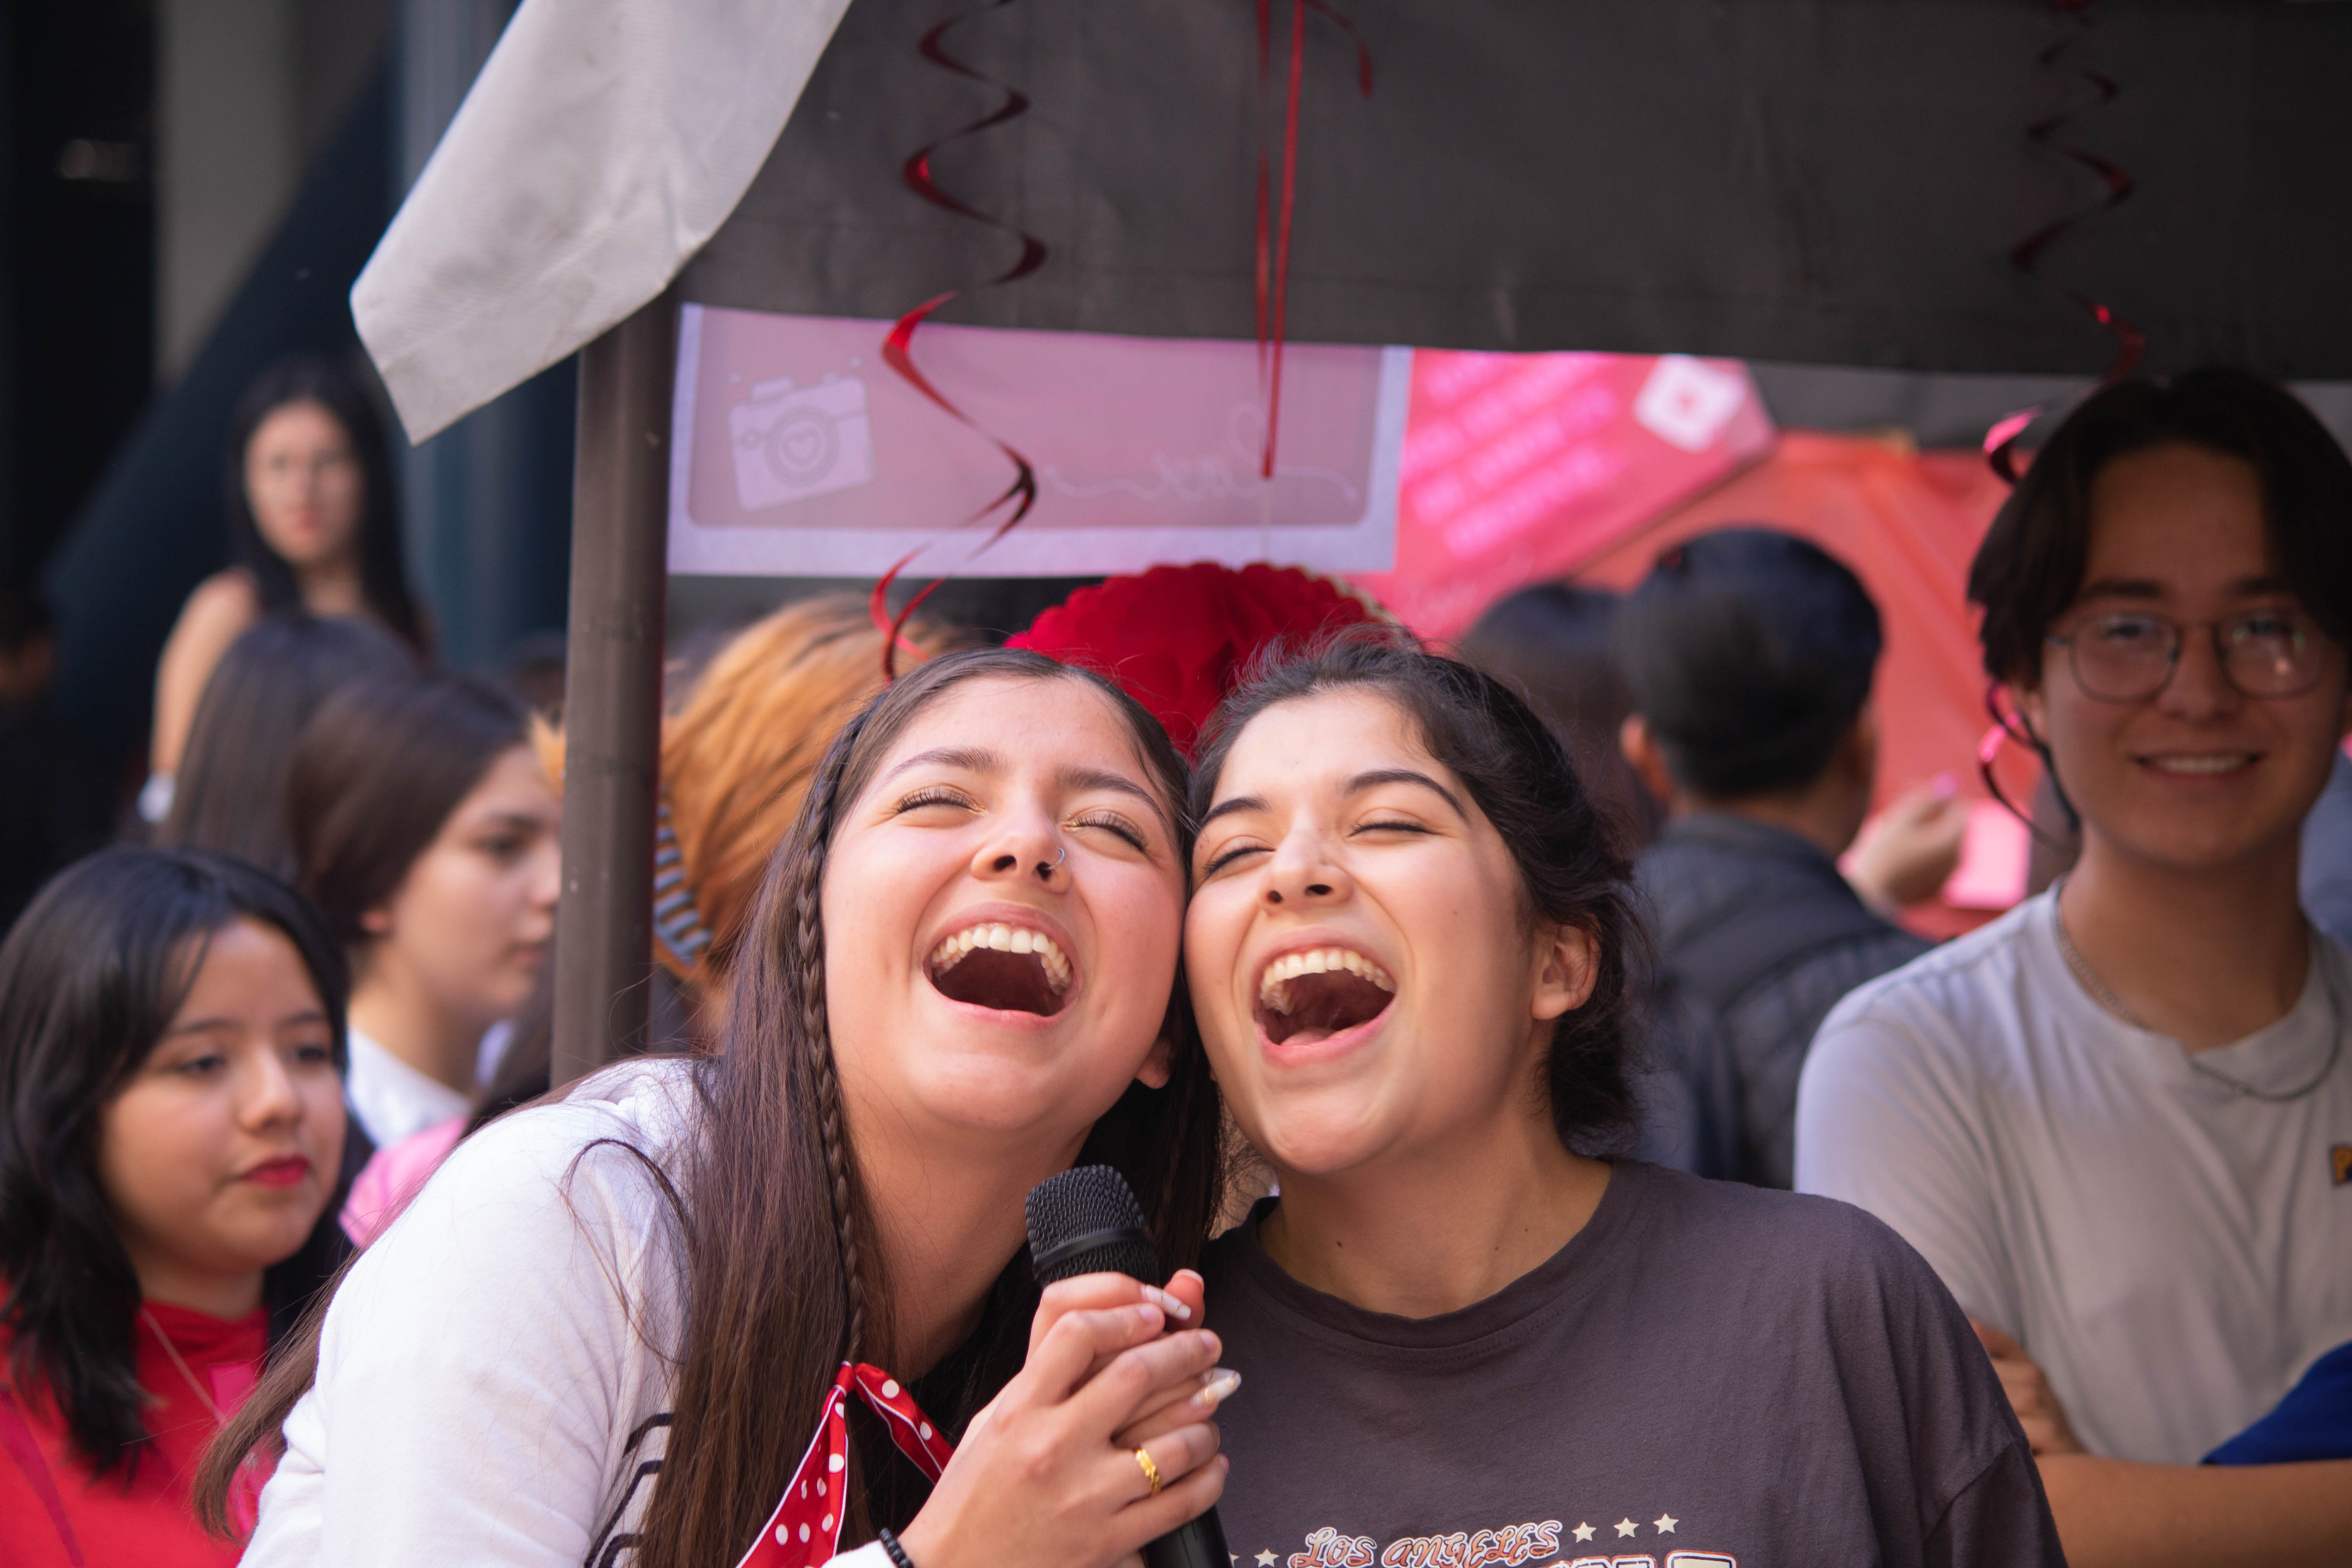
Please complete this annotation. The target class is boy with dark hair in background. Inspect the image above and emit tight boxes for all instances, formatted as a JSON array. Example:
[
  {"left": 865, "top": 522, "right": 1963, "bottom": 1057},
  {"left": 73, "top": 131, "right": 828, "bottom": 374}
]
[{"left": 1615, "top": 528, "right": 1960, "bottom": 1187}]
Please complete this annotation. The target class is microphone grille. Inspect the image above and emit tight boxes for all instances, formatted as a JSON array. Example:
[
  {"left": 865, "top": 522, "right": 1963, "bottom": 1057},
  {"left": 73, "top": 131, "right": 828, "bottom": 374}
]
[{"left": 1025, "top": 1164, "right": 1149, "bottom": 1255}]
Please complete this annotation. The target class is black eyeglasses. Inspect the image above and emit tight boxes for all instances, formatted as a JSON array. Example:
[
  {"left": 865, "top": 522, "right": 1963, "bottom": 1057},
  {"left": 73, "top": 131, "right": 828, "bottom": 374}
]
[{"left": 2046, "top": 606, "right": 2330, "bottom": 702}]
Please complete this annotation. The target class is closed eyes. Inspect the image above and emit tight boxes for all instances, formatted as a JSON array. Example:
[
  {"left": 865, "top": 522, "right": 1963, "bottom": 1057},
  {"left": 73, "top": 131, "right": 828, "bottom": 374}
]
[
  {"left": 1069, "top": 810, "right": 1148, "bottom": 851},
  {"left": 1202, "top": 842, "right": 1268, "bottom": 877},
  {"left": 895, "top": 789, "right": 1149, "bottom": 851},
  {"left": 894, "top": 786, "right": 979, "bottom": 815},
  {"left": 1199, "top": 818, "right": 1428, "bottom": 877}
]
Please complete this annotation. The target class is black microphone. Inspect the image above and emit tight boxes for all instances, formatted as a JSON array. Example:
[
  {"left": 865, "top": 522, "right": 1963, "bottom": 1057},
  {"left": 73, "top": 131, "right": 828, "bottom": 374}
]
[{"left": 1026, "top": 1166, "right": 1232, "bottom": 1568}]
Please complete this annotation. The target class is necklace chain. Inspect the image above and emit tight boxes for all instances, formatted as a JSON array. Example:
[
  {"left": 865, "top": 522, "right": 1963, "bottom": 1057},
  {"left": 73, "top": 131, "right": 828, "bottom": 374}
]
[
  {"left": 140, "top": 1307, "right": 227, "bottom": 1427},
  {"left": 2049, "top": 886, "right": 2343, "bottom": 1103}
]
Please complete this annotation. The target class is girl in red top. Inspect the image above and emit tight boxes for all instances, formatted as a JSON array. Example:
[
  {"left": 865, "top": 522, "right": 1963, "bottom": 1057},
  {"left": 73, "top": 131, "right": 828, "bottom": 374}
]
[{"left": 0, "top": 848, "right": 352, "bottom": 1565}]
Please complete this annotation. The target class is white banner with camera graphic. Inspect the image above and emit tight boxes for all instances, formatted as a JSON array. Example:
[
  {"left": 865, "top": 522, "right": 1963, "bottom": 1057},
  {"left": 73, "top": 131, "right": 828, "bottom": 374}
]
[{"left": 668, "top": 305, "right": 1408, "bottom": 577}]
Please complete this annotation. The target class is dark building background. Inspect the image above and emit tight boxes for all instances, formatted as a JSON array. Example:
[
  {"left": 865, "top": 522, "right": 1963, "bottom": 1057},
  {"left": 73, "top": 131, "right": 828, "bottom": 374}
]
[
  {"left": 4, "top": 0, "right": 574, "bottom": 798},
  {"left": 4, "top": 0, "right": 156, "bottom": 593}
]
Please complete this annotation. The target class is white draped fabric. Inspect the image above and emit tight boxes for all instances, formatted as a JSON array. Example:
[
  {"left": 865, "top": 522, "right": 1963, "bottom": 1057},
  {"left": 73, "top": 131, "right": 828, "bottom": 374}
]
[{"left": 353, "top": 0, "right": 854, "bottom": 442}]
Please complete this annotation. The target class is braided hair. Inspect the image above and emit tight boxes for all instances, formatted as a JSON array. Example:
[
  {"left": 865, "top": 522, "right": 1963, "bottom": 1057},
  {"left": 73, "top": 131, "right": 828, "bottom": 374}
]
[{"left": 635, "top": 648, "right": 1222, "bottom": 1567}]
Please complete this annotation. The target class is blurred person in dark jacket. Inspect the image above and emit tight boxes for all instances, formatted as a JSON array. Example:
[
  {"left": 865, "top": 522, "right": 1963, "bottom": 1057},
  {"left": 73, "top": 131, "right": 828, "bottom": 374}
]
[
  {"left": 1615, "top": 528, "right": 1955, "bottom": 1187},
  {"left": 0, "top": 581, "right": 110, "bottom": 935}
]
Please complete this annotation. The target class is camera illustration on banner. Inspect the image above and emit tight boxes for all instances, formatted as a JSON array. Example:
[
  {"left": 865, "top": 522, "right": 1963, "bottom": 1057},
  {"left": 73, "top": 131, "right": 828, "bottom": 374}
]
[{"left": 728, "top": 372, "right": 875, "bottom": 511}]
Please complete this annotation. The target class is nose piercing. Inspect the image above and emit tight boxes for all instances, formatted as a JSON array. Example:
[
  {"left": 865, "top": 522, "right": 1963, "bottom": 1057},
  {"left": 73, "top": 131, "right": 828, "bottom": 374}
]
[{"left": 1036, "top": 845, "right": 1067, "bottom": 880}]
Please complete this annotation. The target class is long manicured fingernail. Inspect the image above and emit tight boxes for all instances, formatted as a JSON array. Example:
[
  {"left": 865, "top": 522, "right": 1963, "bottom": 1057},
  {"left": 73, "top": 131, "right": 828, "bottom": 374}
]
[
  {"left": 1139, "top": 1304, "right": 1163, "bottom": 1325},
  {"left": 1192, "top": 1369, "right": 1241, "bottom": 1409},
  {"left": 1143, "top": 1285, "right": 1192, "bottom": 1321}
]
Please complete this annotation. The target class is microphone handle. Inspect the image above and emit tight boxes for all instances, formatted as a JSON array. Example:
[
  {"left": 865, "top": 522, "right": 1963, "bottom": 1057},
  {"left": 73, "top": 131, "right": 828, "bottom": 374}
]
[
  {"left": 1147, "top": 1508, "right": 1232, "bottom": 1568},
  {"left": 1025, "top": 1215, "right": 1230, "bottom": 1568}
]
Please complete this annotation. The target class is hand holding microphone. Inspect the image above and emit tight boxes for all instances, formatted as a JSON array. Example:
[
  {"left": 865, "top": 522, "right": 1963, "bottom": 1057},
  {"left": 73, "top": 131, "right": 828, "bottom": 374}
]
[
  {"left": 1022, "top": 1167, "right": 1239, "bottom": 1568},
  {"left": 887, "top": 1167, "right": 1232, "bottom": 1568}
]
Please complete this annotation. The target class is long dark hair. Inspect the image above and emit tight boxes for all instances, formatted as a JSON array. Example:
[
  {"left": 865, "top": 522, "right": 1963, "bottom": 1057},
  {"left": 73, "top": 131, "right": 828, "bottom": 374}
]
[
  {"left": 1192, "top": 631, "right": 1646, "bottom": 1153},
  {"left": 227, "top": 354, "right": 425, "bottom": 650},
  {"left": 639, "top": 647, "right": 1221, "bottom": 1564},
  {"left": 0, "top": 848, "right": 352, "bottom": 1477},
  {"left": 200, "top": 649, "right": 1222, "bottom": 1558},
  {"left": 285, "top": 670, "right": 531, "bottom": 947},
  {"left": 156, "top": 613, "right": 416, "bottom": 877}
]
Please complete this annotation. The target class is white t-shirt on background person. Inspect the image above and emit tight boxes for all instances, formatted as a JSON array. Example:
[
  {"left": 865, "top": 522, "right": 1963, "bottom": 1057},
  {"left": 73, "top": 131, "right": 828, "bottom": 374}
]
[{"left": 1796, "top": 892, "right": 2352, "bottom": 1465}]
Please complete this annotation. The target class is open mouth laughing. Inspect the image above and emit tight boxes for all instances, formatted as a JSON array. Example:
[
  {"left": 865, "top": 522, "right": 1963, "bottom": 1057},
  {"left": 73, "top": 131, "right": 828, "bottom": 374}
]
[
  {"left": 927, "top": 918, "right": 1075, "bottom": 1017},
  {"left": 1254, "top": 945, "right": 1396, "bottom": 1047}
]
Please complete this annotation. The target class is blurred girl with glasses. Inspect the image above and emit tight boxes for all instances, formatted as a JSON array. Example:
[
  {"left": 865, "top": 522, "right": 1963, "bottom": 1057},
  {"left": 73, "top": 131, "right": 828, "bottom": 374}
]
[
  {"left": 145, "top": 357, "right": 426, "bottom": 824},
  {"left": 1798, "top": 368, "right": 2352, "bottom": 1568}
]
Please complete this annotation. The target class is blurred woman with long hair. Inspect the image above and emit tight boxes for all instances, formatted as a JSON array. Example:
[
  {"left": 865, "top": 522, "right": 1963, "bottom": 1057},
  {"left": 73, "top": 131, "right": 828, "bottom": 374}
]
[
  {"left": 0, "top": 849, "right": 352, "bottom": 1565},
  {"left": 146, "top": 355, "right": 425, "bottom": 815}
]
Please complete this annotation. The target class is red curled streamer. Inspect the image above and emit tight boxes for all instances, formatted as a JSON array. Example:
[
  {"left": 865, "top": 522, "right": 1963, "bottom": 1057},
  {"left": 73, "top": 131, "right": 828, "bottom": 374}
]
[
  {"left": 1985, "top": 0, "right": 2143, "bottom": 483},
  {"left": 1254, "top": 0, "right": 1372, "bottom": 479},
  {"left": 870, "top": 1, "right": 1050, "bottom": 678}
]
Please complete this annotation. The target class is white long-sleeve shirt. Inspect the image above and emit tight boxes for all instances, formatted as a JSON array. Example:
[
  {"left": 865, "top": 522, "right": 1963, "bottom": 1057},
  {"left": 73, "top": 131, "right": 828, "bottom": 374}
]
[{"left": 245, "top": 1058, "right": 885, "bottom": 1568}]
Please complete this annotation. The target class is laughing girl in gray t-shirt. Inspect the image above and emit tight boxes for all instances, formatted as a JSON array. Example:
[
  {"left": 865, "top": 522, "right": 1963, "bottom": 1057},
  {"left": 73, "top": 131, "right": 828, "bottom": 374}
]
[{"left": 1182, "top": 638, "right": 2060, "bottom": 1568}]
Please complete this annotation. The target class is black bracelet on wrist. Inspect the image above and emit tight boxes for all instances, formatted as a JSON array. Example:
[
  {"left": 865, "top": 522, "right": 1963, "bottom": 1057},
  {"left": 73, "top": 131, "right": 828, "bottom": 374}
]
[{"left": 876, "top": 1528, "right": 917, "bottom": 1568}]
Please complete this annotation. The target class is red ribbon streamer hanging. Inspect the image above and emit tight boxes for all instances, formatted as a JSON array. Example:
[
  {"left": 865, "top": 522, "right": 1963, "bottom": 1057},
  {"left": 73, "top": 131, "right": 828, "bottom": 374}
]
[
  {"left": 1985, "top": 0, "right": 2143, "bottom": 484},
  {"left": 1254, "top": 0, "right": 1372, "bottom": 480},
  {"left": 871, "top": 1, "right": 1051, "bottom": 678}
]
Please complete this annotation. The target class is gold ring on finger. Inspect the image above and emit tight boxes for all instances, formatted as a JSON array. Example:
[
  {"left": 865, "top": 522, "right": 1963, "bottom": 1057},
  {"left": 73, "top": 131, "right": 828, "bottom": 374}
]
[{"left": 1134, "top": 1446, "right": 1164, "bottom": 1497}]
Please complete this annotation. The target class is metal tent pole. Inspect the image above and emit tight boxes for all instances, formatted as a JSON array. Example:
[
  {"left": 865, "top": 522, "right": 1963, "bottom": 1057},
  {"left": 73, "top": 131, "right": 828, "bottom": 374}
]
[{"left": 552, "top": 287, "right": 679, "bottom": 1083}]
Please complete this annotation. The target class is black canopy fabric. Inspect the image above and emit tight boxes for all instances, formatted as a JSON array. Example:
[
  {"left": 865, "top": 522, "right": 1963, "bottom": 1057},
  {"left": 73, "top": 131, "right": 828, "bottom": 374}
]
[{"left": 680, "top": 0, "right": 2352, "bottom": 379}]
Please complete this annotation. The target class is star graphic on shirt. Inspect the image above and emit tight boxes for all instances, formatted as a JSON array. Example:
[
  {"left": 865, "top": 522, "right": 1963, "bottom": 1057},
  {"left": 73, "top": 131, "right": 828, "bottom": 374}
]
[
  {"left": 1654, "top": 1515, "right": 1678, "bottom": 1534},
  {"left": 1614, "top": 1519, "right": 1639, "bottom": 1538},
  {"left": 1256, "top": 1552, "right": 1278, "bottom": 1566},
  {"left": 1572, "top": 1523, "right": 1596, "bottom": 1543}
]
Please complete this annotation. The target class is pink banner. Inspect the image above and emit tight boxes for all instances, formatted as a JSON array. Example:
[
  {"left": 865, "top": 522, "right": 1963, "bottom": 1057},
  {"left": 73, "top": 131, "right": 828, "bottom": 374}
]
[{"left": 1350, "top": 351, "right": 1774, "bottom": 638}]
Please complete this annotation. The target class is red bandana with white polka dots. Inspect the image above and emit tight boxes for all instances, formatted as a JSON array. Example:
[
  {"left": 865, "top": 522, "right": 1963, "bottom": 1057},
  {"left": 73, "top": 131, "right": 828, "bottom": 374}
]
[{"left": 733, "top": 1363, "right": 955, "bottom": 1568}]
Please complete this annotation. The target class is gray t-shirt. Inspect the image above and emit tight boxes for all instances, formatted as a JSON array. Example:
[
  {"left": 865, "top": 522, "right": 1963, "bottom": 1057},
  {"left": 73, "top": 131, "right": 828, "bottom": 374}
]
[{"left": 1201, "top": 1161, "right": 2058, "bottom": 1568}]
